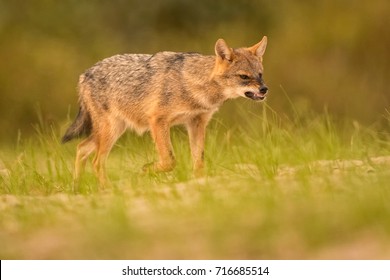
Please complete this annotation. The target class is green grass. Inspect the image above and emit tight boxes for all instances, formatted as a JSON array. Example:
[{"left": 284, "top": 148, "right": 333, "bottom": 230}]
[{"left": 1, "top": 105, "right": 390, "bottom": 259}]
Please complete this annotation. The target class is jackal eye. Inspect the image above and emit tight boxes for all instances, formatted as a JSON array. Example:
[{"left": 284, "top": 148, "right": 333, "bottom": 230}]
[{"left": 239, "top": 74, "right": 250, "bottom": 80}]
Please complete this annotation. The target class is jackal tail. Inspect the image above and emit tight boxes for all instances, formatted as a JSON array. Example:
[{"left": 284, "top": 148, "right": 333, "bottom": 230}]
[{"left": 61, "top": 105, "right": 92, "bottom": 143}]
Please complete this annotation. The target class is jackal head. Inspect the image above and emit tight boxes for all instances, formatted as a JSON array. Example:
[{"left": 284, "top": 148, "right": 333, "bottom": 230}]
[{"left": 212, "top": 36, "right": 268, "bottom": 101}]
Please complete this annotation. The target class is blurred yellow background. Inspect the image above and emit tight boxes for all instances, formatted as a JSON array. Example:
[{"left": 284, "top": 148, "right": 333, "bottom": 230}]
[{"left": 0, "top": 0, "right": 389, "bottom": 142}]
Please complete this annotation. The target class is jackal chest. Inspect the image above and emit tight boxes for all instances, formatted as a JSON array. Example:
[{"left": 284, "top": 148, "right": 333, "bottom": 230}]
[{"left": 170, "top": 108, "right": 217, "bottom": 126}]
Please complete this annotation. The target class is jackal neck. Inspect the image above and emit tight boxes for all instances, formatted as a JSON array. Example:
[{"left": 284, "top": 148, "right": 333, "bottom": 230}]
[{"left": 180, "top": 54, "right": 226, "bottom": 107}]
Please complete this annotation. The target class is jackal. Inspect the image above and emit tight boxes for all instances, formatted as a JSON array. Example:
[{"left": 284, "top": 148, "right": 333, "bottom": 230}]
[{"left": 62, "top": 37, "right": 268, "bottom": 184}]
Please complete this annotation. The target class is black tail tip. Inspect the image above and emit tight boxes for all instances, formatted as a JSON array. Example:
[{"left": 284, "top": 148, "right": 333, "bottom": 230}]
[{"left": 61, "top": 134, "right": 72, "bottom": 144}]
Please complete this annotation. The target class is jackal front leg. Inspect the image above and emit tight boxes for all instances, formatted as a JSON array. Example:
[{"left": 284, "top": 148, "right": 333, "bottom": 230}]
[
  {"left": 146, "top": 117, "right": 176, "bottom": 172},
  {"left": 187, "top": 114, "right": 210, "bottom": 175}
]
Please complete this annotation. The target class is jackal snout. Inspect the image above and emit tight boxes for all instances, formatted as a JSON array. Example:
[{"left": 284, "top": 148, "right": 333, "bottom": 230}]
[
  {"left": 244, "top": 84, "right": 269, "bottom": 101},
  {"left": 260, "top": 85, "right": 268, "bottom": 94}
]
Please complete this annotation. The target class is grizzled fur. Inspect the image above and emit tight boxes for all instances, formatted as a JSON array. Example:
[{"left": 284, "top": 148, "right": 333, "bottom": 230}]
[{"left": 62, "top": 37, "right": 268, "bottom": 184}]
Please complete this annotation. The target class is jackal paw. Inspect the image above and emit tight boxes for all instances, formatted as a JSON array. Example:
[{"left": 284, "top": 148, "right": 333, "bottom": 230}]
[{"left": 193, "top": 167, "right": 205, "bottom": 178}]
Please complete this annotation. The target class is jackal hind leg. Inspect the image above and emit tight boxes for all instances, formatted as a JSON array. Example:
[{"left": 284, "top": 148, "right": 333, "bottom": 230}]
[
  {"left": 145, "top": 117, "right": 176, "bottom": 173},
  {"left": 75, "top": 136, "right": 96, "bottom": 181},
  {"left": 92, "top": 120, "right": 126, "bottom": 186},
  {"left": 72, "top": 136, "right": 96, "bottom": 192}
]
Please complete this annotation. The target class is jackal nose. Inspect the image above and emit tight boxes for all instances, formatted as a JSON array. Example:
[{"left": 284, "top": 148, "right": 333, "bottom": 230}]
[{"left": 260, "top": 86, "right": 268, "bottom": 94}]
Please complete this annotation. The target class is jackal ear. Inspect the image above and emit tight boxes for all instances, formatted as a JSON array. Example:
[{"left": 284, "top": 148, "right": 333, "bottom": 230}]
[
  {"left": 249, "top": 36, "right": 268, "bottom": 58},
  {"left": 215, "top": 39, "right": 233, "bottom": 62}
]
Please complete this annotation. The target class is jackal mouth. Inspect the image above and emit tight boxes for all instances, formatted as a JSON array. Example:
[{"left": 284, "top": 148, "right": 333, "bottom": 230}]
[{"left": 244, "top": 91, "right": 267, "bottom": 101}]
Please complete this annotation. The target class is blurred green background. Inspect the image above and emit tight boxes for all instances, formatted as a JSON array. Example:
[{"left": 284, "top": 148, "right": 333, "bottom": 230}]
[{"left": 1, "top": 0, "right": 389, "bottom": 143}]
